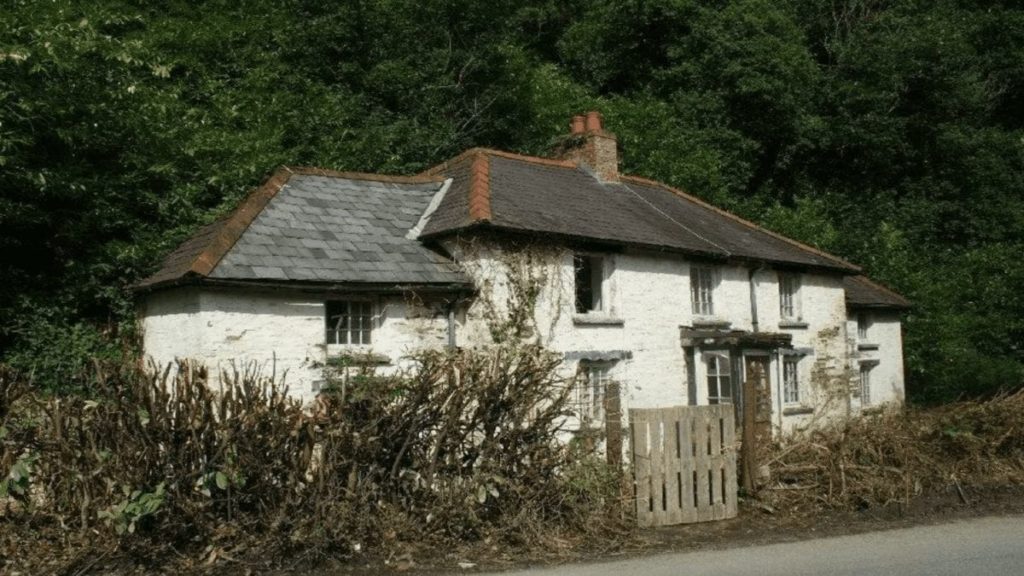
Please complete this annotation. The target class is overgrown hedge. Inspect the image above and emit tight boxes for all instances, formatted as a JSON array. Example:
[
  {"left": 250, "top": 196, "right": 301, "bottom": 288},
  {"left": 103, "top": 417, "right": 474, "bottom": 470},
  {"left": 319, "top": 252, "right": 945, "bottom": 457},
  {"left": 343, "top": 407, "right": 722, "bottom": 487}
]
[{"left": 0, "top": 345, "right": 628, "bottom": 573}]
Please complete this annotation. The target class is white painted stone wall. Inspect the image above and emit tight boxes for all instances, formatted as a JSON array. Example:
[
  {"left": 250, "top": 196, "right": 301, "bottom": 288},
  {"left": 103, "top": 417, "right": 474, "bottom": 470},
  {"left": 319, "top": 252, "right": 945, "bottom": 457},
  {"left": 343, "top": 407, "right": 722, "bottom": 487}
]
[
  {"left": 138, "top": 241, "right": 905, "bottom": 435},
  {"left": 445, "top": 240, "right": 878, "bottom": 437},
  {"left": 846, "top": 310, "right": 906, "bottom": 411},
  {"left": 139, "top": 288, "right": 452, "bottom": 402},
  {"left": 137, "top": 287, "right": 203, "bottom": 369}
]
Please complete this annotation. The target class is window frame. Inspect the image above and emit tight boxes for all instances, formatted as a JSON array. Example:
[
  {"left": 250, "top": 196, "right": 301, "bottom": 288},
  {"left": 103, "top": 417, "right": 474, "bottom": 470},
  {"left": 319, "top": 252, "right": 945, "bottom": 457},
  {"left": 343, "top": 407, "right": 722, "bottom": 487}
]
[
  {"left": 690, "top": 265, "right": 717, "bottom": 317},
  {"left": 705, "top": 351, "right": 732, "bottom": 405},
  {"left": 859, "top": 364, "right": 873, "bottom": 406},
  {"left": 575, "top": 360, "right": 613, "bottom": 424},
  {"left": 779, "top": 273, "right": 801, "bottom": 321},
  {"left": 325, "top": 300, "right": 375, "bottom": 346},
  {"left": 783, "top": 356, "right": 800, "bottom": 405},
  {"left": 573, "top": 254, "right": 606, "bottom": 314}
]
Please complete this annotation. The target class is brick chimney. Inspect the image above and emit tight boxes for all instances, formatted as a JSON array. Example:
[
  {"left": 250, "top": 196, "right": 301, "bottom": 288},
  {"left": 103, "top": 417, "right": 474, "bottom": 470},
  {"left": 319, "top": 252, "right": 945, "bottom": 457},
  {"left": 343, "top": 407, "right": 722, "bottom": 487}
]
[{"left": 561, "top": 111, "right": 619, "bottom": 182}]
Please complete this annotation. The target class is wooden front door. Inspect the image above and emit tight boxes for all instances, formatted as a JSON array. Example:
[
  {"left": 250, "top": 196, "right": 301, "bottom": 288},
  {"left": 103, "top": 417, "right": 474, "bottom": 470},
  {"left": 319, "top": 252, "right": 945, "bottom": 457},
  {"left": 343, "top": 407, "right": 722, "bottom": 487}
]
[{"left": 741, "top": 355, "right": 772, "bottom": 493}]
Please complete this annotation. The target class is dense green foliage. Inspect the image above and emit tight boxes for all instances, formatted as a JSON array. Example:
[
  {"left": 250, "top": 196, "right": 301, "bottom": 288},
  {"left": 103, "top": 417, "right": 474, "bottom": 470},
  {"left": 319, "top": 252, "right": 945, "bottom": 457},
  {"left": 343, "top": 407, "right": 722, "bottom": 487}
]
[{"left": 2, "top": 0, "right": 1022, "bottom": 401}]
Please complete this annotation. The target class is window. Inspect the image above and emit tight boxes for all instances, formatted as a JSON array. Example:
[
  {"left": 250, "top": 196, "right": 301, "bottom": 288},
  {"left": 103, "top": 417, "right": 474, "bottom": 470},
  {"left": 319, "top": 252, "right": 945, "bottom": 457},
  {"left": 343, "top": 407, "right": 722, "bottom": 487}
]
[
  {"left": 574, "top": 254, "right": 605, "bottom": 314},
  {"left": 857, "top": 312, "right": 870, "bottom": 340},
  {"left": 783, "top": 357, "right": 800, "bottom": 404},
  {"left": 705, "top": 352, "right": 732, "bottom": 404},
  {"left": 779, "top": 273, "right": 800, "bottom": 320},
  {"left": 860, "top": 364, "right": 872, "bottom": 405},
  {"left": 325, "top": 301, "right": 373, "bottom": 345},
  {"left": 691, "top": 266, "right": 716, "bottom": 316},
  {"left": 575, "top": 361, "right": 612, "bottom": 423}
]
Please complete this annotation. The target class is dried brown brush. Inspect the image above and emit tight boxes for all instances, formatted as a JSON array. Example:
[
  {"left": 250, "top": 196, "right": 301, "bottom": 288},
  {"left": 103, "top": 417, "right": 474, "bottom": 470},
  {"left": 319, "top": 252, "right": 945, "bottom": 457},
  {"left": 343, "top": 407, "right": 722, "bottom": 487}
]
[
  {"left": 0, "top": 343, "right": 629, "bottom": 573},
  {"left": 760, "top": 390, "right": 1024, "bottom": 514}
]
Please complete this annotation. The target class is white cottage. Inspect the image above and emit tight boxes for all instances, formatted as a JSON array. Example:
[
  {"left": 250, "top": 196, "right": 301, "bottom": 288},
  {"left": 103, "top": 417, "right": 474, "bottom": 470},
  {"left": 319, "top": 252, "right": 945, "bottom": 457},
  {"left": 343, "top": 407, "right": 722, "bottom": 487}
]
[{"left": 135, "top": 112, "right": 909, "bottom": 437}]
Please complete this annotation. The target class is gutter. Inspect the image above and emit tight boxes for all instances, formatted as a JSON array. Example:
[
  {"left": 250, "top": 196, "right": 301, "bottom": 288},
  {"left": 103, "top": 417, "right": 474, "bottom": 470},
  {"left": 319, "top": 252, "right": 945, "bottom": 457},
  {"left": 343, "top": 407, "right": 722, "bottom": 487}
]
[{"left": 132, "top": 277, "right": 475, "bottom": 296}]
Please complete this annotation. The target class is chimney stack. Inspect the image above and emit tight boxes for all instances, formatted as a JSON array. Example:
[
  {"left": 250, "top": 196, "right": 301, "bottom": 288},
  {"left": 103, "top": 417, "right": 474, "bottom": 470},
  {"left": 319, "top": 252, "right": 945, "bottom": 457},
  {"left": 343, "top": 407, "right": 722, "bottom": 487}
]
[
  {"left": 571, "top": 114, "right": 586, "bottom": 134},
  {"left": 559, "top": 110, "right": 619, "bottom": 182}
]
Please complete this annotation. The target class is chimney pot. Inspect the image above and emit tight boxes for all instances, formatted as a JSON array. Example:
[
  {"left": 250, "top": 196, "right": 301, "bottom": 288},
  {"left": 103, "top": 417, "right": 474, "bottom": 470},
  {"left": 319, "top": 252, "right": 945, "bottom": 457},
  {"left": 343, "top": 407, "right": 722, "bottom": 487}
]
[
  {"left": 571, "top": 115, "right": 586, "bottom": 134},
  {"left": 555, "top": 111, "right": 618, "bottom": 182}
]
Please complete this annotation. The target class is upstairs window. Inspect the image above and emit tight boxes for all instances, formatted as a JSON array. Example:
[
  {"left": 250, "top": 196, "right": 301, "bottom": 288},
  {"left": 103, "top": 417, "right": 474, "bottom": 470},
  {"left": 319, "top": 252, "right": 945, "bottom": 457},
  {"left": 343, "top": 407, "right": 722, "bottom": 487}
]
[
  {"left": 859, "top": 364, "right": 873, "bottom": 405},
  {"left": 326, "top": 301, "right": 373, "bottom": 345},
  {"left": 691, "top": 266, "right": 716, "bottom": 316},
  {"left": 575, "top": 361, "right": 612, "bottom": 424},
  {"left": 705, "top": 352, "right": 732, "bottom": 405},
  {"left": 779, "top": 273, "right": 801, "bottom": 320},
  {"left": 857, "top": 312, "right": 870, "bottom": 340},
  {"left": 574, "top": 254, "right": 604, "bottom": 313},
  {"left": 783, "top": 357, "right": 800, "bottom": 404}
]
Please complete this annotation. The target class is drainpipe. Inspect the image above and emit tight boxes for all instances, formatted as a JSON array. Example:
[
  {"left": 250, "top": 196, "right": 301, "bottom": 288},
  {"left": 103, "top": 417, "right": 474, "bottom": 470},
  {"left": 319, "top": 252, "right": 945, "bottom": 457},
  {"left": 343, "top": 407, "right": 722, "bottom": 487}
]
[
  {"left": 776, "top": 350, "right": 785, "bottom": 432},
  {"left": 748, "top": 265, "right": 765, "bottom": 333},
  {"left": 446, "top": 300, "right": 457, "bottom": 349}
]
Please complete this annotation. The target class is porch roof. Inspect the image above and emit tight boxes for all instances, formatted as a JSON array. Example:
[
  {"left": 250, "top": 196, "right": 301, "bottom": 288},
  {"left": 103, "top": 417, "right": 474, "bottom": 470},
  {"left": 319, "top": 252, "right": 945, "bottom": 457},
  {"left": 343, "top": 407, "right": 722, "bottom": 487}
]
[{"left": 679, "top": 327, "right": 793, "bottom": 349}]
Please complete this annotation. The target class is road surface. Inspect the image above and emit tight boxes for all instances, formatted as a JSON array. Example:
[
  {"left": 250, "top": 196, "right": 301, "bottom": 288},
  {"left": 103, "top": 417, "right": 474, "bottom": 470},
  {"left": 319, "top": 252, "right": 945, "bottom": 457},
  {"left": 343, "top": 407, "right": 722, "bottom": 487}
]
[{"left": 465, "top": 515, "right": 1024, "bottom": 576}]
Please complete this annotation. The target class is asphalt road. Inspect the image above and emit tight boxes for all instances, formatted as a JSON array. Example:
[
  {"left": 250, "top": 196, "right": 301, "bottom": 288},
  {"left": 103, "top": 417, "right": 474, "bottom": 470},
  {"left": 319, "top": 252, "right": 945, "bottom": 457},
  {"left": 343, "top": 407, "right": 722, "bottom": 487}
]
[{"left": 467, "top": 515, "right": 1024, "bottom": 576}]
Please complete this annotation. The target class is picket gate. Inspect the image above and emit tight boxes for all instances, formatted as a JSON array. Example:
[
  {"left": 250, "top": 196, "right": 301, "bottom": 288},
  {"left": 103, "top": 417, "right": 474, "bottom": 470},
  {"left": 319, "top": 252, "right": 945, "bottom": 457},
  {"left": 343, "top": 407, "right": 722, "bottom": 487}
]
[{"left": 630, "top": 405, "right": 738, "bottom": 527}]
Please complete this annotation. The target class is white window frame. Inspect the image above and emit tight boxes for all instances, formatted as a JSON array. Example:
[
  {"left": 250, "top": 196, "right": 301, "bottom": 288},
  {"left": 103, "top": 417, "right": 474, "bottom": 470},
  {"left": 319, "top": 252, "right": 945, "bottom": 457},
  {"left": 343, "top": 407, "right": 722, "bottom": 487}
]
[
  {"left": 691, "top": 265, "right": 717, "bottom": 317},
  {"left": 782, "top": 356, "right": 800, "bottom": 405},
  {"left": 573, "top": 254, "right": 606, "bottom": 314},
  {"left": 325, "top": 300, "right": 375, "bottom": 346},
  {"left": 705, "top": 351, "right": 732, "bottom": 405},
  {"left": 575, "top": 361, "right": 613, "bottom": 424},
  {"left": 779, "top": 273, "right": 801, "bottom": 320},
  {"left": 859, "top": 364, "right": 873, "bottom": 406}
]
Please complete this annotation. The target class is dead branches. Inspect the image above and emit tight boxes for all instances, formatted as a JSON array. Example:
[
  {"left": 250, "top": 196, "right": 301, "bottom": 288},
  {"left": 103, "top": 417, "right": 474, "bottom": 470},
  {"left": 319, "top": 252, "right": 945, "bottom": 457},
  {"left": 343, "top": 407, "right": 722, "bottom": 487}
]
[
  {"left": 758, "top": 390, "right": 1024, "bottom": 513},
  {"left": 0, "top": 345, "right": 628, "bottom": 572}
]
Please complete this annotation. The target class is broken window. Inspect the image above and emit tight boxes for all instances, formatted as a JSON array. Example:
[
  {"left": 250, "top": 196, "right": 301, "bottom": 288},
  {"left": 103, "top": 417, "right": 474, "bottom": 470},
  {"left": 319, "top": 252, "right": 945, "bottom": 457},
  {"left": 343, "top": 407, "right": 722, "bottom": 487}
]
[
  {"left": 574, "top": 254, "right": 604, "bottom": 313},
  {"left": 860, "top": 364, "right": 873, "bottom": 406},
  {"left": 325, "top": 301, "right": 373, "bottom": 345},
  {"left": 783, "top": 356, "right": 800, "bottom": 404},
  {"left": 691, "top": 265, "right": 716, "bottom": 316},
  {"left": 705, "top": 352, "right": 732, "bottom": 405},
  {"left": 779, "top": 273, "right": 800, "bottom": 320},
  {"left": 575, "top": 361, "right": 612, "bottom": 424}
]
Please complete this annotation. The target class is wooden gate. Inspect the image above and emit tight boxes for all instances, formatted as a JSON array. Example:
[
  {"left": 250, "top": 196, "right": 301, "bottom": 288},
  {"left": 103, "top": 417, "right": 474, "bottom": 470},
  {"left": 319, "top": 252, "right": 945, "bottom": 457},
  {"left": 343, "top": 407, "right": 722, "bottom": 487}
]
[{"left": 630, "top": 405, "right": 738, "bottom": 527}]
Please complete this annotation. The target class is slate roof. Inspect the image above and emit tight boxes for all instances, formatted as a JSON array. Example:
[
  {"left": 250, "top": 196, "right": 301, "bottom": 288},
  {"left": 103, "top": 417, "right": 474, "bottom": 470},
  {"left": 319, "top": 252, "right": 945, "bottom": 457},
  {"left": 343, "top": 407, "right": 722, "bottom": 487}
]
[
  {"left": 421, "top": 149, "right": 860, "bottom": 272},
  {"left": 843, "top": 275, "right": 911, "bottom": 310},
  {"left": 139, "top": 148, "right": 909, "bottom": 311},
  {"left": 136, "top": 167, "right": 469, "bottom": 290}
]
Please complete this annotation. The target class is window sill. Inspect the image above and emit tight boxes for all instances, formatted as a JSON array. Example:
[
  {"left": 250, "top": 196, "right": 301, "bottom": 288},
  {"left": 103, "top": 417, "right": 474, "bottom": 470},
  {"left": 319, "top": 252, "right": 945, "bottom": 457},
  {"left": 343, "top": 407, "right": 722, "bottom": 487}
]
[
  {"left": 573, "top": 314, "right": 624, "bottom": 326},
  {"left": 857, "top": 342, "right": 880, "bottom": 351},
  {"left": 779, "top": 320, "right": 809, "bottom": 329},
  {"left": 326, "top": 351, "right": 392, "bottom": 367},
  {"left": 692, "top": 317, "right": 732, "bottom": 329},
  {"left": 783, "top": 405, "right": 814, "bottom": 416}
]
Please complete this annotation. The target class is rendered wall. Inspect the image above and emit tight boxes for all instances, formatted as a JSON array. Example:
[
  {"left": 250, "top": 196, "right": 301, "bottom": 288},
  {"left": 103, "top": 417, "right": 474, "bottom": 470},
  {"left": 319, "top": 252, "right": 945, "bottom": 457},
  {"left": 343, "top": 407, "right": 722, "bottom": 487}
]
[
  {"left": 138, "top": 244, "right": 904, "bottom": 432},
  {"left": 446, "top": 240, "right": 869, "bottom": 435},
  {"left": 847, "top": 310, "right": 906, "bottom": 410},
  {"left": 139, "top": 288, "right": 451, "bottom": 402}
]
